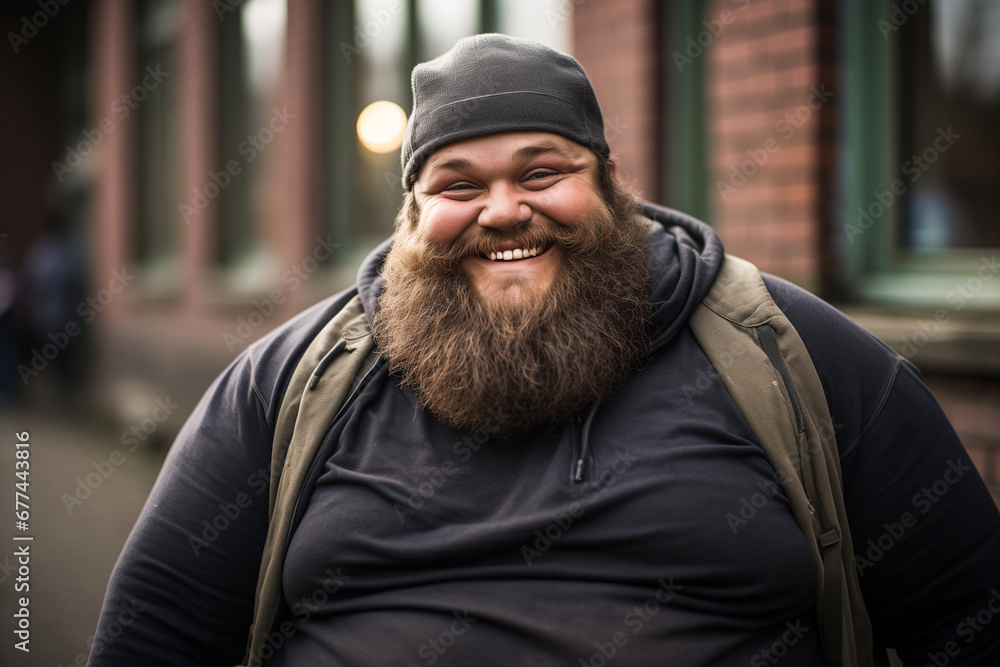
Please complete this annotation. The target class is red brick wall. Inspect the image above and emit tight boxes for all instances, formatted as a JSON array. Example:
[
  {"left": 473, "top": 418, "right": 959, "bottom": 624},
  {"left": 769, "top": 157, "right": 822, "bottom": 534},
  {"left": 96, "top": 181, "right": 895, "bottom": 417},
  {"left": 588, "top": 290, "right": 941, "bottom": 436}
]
[
  {"left": 707, "top": 0, "right": 829, "bottom": 290},
  {"left": 572, "top": 0, "right": 660, "bottom": 201},
  {"left": 926, "top": 377, "right": 1000, "bottom": 507},
  {"left": 273, "top": 0, "right": 323, "bottom": 314},
  {"left": 89, "top": 0, "right": 332, "bottom": 417},
  {"left": 574, "top": 0, "right": 834, "bottom": 289}
]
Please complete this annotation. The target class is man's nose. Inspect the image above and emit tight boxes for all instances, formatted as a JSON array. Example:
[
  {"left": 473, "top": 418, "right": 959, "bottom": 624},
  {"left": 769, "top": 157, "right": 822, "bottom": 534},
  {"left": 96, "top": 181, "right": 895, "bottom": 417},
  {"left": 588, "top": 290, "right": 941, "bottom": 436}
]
[{"left": 477, "top": 183, "right": 531, "bottom": 231}]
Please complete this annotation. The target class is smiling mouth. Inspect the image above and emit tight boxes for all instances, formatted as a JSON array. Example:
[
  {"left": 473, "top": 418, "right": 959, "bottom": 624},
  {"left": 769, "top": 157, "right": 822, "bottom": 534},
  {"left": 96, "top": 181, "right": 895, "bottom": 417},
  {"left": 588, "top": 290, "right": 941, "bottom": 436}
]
[{"left": 485, "top": 245, "right": 552, "bottom": 262}]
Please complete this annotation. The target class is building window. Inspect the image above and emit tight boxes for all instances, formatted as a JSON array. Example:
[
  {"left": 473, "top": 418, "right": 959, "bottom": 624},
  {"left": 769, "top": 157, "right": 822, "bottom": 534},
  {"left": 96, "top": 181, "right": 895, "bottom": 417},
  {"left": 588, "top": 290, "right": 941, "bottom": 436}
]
[
  {"left": 416, "top": 0, "right": 481, "bottom": 60},
  {"left": 350, "top": 0, "right": 412, "bottom": 247},
  {"left": 897, "top": 1, "right": 1000, "bottom": 254},
  {"left": 134, "top": 0, "right": 180, "bottom": 288},
  {"left": 215, "top": 0, "right": 287, "bottom": 289},
  {"left": 841, "top": 0, "right": 1000, "bottom": 311}
]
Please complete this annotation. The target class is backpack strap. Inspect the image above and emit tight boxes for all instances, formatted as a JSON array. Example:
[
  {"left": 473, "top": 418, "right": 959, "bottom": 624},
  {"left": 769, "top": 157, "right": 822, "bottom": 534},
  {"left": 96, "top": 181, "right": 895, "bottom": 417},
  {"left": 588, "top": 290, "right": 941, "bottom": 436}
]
[
  {"left": 688, "top": 255, "right": 881, "bottom": 666},
  {"left": 244, "top": 293, "right": 378, "bottom": 666}
]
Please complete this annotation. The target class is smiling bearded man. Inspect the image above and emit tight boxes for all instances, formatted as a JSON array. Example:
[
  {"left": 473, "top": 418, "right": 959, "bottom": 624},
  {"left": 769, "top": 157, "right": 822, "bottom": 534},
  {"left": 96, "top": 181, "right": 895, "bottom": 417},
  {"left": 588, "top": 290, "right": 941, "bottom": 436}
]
[
  {"left": 88, "top": 31, "right": 1000, "bottom": 667},
  {"left": 373, "top": 157, "right": 651, "bottom": 436}
]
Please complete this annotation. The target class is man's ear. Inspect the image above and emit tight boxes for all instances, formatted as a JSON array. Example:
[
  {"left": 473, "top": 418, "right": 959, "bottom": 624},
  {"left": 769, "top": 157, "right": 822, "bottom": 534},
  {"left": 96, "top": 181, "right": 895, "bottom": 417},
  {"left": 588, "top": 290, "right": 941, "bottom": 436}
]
[{"left": 606, "top": 156, "right": 621, "bottom": 183}]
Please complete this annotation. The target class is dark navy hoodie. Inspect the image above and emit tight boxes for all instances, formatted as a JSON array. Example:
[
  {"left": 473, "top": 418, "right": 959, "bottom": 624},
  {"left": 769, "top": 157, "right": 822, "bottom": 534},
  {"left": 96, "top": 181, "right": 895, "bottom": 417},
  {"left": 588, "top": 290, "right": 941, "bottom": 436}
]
[{"left": 89, "top": 205, "right": 1000, "bottom": 666}]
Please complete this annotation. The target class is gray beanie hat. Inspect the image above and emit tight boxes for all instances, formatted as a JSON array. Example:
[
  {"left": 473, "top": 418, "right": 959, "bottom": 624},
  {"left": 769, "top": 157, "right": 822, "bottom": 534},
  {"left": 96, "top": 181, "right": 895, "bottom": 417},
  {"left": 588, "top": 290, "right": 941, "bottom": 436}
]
[{"left": 401, "top": 33, "right": 610, "bottom": 190}]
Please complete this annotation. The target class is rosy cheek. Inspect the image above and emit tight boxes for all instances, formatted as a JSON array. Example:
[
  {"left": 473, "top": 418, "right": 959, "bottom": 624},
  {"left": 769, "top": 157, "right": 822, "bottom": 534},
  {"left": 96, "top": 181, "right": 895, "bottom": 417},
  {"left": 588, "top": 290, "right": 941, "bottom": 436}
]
[
  {"left": 537, "top": 183, "right": 602, "bottom": 225},
  {"left": 419, "top": 202, "right": 476, "bottom": 246}
]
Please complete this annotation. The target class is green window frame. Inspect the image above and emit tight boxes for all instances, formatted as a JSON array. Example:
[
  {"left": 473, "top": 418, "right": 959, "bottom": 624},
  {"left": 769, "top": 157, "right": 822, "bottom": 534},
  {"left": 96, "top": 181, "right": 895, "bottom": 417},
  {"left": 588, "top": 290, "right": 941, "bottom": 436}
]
[
  {"left": 133, "top": 0, "right": 181, "bottom": 289},
  {"left": 840, "top": 0, "right": 1000, "bottom": 311},
  {"left": 661, "top": 0, "right": 711, "bottom": 223}
]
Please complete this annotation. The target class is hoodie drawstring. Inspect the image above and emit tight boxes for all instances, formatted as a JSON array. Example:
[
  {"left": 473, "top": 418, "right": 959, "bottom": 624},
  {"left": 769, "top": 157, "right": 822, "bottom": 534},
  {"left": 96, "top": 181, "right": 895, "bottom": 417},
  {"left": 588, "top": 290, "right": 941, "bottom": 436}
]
[
  {"left": 308, "top": 339, "right": 347, "bottom": 390},
  {"left": 573, "top": 401, "right": 601, "bottom": 483}
]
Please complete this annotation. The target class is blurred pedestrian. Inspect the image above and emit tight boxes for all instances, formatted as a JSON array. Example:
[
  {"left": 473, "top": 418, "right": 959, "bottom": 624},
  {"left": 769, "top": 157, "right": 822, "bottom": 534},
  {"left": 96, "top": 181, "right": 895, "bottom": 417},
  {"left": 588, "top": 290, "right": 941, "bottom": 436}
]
[{"left": 18, "top": 212, "right": 86, "bottom": 400}]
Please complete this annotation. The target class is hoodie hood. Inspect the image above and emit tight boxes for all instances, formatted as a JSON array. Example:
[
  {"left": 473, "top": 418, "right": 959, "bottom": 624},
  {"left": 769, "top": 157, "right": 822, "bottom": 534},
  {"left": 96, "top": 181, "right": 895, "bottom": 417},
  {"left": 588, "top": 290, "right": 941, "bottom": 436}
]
[
  {"left": 639, "top": 201, "right": 724, "bottom": 352},
  {"left": 355, "top": 201, "right": 724, "bottom": 354},
  {"left": 357, "top": 234, "right": 392, "bottom": 323}
]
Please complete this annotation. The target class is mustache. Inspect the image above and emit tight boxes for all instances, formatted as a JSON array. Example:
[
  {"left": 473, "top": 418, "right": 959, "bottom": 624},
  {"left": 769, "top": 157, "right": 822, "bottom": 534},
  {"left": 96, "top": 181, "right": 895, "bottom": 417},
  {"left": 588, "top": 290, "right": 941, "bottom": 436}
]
[
  {"left": 453, "top": 226, "right": 560, "bottom": 259},
  {"left": 409, "top": 211, "right": 615, "bottom": 266}
]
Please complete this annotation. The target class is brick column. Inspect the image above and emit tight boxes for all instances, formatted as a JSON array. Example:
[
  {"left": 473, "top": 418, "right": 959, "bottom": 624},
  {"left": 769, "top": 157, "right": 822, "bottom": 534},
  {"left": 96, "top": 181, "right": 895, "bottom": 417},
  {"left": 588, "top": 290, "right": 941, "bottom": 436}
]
[
  {"left": 707, "top": 0, "right": 830, "bottom": 290},
  {"left": 273, "top": 0, "right": 323, "bottom": 313},
  {"left": 572, "top": 0, "right": 660, "bottom": 201},
  {"left": 89, "top": 0, "right": 132, "bottom": 323},
  {"left": 178, "top": 0, "right": 217, "bottom": 313}
]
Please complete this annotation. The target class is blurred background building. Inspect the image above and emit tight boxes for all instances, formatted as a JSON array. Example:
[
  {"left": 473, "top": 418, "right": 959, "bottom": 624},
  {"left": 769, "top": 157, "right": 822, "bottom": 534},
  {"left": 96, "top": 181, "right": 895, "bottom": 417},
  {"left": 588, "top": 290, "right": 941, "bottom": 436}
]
[{"left": 1, "top": 0, "right": 999, "bottom": 661}]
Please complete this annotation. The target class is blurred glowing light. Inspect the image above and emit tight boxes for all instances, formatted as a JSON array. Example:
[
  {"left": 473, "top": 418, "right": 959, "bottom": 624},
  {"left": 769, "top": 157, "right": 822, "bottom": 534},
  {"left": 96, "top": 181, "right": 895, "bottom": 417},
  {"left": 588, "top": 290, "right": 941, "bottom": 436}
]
[{"left": 357, "top": 101, "right": 407, "bottom": 153}]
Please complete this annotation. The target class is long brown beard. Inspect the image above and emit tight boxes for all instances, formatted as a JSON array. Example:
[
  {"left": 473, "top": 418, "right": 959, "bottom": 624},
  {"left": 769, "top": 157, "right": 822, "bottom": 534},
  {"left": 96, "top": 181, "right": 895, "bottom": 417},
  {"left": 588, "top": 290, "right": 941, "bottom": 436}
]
[{"left": 372, "top": 191, "right": 651, "bottom": 436}]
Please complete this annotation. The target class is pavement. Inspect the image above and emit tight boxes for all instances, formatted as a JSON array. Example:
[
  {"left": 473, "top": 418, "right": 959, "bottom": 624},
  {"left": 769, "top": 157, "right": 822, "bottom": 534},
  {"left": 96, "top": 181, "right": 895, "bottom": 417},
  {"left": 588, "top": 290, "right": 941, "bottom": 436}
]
[{"left": 0, "top": 403, "right": 166, "bottom": 667}]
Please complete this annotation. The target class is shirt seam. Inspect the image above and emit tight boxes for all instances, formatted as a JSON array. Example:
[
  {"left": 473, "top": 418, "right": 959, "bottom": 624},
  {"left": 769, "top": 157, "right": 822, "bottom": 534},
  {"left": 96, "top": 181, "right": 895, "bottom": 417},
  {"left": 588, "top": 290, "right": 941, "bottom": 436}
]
[
  {"left": 841, "top": 355, "right": 904, "bottom": 460},
  {"left": 248, "top": 347, "right": 275, "bottom": 439}
]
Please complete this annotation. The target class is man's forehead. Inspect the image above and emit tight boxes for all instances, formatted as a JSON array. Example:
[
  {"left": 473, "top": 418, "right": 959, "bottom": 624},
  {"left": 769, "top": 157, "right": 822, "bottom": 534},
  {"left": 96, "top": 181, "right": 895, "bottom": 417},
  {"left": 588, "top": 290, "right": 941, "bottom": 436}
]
[{"left": 421, "top": 132, "right": 592, "bottom": 174}]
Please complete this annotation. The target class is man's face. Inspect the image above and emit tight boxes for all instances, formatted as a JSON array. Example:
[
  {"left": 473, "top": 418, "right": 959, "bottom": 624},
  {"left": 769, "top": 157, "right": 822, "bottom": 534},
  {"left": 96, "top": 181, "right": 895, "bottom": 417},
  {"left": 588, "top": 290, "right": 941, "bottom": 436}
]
[
  {"left": 411, "top": 131, "right": 609, "bottom": 304},
  {"left": 375, "top": 131, "right": 650, "bottom": 436}
]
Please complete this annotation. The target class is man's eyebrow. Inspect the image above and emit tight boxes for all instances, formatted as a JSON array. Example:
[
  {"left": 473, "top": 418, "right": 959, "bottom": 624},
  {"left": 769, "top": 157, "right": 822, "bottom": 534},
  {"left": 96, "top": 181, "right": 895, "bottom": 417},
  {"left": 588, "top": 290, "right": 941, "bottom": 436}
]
[
  {"left": 424, "top": 156, "right": 474, "bottom": 174},
  {"left": 512, "top": 141, "right": 580, "bottom": 162},
  {"left": 423, "top": 141, "right": 582, "bottom": 177}
]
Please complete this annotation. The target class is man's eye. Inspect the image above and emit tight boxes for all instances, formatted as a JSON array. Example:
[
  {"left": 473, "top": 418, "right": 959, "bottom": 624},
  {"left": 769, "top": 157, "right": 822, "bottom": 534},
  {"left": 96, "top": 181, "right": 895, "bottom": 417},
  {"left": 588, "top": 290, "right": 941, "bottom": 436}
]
[
  {"left": 445, "top": 183, "right": 475, "bottom": 191},
  {"left": 526, "top": 171, "right": 555, "bottom": 181}
]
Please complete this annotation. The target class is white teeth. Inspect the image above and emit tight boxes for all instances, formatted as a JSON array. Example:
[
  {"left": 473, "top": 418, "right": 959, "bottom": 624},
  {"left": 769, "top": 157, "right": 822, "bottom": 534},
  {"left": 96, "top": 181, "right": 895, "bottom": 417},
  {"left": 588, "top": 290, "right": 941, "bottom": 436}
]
[{"left": 486, "top": 247, "right": 543, "bottom": 262}]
